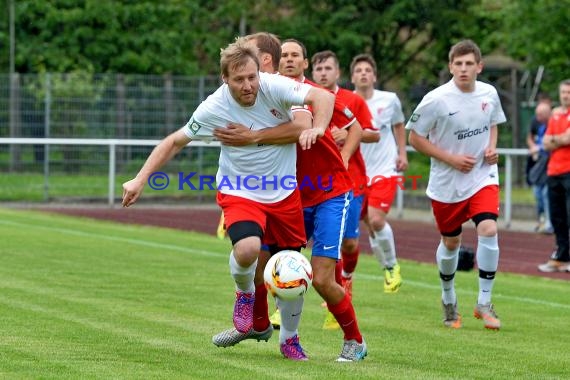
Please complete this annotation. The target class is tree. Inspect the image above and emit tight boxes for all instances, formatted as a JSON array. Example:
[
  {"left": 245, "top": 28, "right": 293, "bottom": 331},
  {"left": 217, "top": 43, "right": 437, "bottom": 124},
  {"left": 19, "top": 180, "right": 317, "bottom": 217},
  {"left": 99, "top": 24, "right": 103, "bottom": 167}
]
[{"left": 498, "top": 0, "right": 570, "bottom": 98}]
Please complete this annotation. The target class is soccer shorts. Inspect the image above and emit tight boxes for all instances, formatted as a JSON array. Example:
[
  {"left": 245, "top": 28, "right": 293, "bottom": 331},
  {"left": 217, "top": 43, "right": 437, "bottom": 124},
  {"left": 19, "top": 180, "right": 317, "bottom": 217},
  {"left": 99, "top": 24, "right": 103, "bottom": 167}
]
[
  {"left": 217, "top": 189, "right": 306, "bottom": 248},
  {"left": 344, "top": 193, "right": 364, "bottom": 239},
  {"left": 304, "top": 191, "right": 352, "bottom": 259},
  {"left": 431, "top": 185, "right": 500, "bottom": 236},
  {"left": 365, "top": 176, "right": 398, "bottom": 213}
]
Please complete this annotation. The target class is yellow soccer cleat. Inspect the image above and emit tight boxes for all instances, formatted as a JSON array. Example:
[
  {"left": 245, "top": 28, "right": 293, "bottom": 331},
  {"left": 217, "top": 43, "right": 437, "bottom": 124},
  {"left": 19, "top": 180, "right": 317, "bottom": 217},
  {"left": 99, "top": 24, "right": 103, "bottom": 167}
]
[
  {"left": 269, "top": 308, "right": 281, "bottom": 330},
  {"left": 384, "top": 264, "right": 402, "bottom": 293}
]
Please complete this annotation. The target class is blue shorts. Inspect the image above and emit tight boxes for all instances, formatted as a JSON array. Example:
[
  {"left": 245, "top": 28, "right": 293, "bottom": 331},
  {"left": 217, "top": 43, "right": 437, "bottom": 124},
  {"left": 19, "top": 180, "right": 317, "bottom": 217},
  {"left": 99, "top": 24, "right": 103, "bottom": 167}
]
[
  {"left": 344, "top": 194, "right": 364, "bottom": 239},
  {"left": 304, "top": 191, "right": 352, "bottom": 259}
]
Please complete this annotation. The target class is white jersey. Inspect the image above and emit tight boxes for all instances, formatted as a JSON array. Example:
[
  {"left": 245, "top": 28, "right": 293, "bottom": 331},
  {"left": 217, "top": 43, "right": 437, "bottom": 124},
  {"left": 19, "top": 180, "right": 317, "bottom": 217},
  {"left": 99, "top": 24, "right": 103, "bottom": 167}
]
[
  {"left": 183, "top": 72, "right": 311, "bottom": 203},
  {"left": 359, "top": 90, "right": 405, "bottom": 181},
  {"left": 405, "top": 79, "right": 507, "bottom": 203}
]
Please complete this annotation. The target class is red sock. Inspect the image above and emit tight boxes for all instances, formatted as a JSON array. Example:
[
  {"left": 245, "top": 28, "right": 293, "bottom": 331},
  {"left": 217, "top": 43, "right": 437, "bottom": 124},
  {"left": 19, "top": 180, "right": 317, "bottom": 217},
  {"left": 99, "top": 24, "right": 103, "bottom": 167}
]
[
  {"left": 252, "top": 283, "right": 270, "bottom": 331},
  {"left": 335, "top": 260, "right": 343, "bottom": 285},
  {"left": 327, "top": 293, "right": 363, "bottom": 343},
  {"left": 342, "top": 247, "right": 359, "bottom": 275}
]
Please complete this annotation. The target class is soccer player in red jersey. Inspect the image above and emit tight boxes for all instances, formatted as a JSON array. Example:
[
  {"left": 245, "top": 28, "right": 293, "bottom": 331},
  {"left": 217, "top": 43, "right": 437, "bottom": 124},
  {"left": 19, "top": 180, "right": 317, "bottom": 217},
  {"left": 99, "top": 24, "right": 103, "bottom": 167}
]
[{"left": 311, "top": 50, "right": 378, "bottom": 329}]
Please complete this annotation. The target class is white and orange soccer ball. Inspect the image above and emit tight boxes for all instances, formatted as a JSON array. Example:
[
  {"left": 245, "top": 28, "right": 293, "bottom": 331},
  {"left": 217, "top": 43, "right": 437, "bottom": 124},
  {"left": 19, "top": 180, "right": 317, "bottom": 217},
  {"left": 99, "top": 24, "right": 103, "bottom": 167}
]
[{"left": 263, "top": 250, "right": 313, "bottom": 300}]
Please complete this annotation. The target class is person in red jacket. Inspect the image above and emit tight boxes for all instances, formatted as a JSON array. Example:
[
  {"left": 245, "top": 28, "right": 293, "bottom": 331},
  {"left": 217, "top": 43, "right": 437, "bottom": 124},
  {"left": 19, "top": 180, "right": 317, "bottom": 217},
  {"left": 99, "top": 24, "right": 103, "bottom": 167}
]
[{"left": 538, "top": 79, "right": 570, "bottom": 272}]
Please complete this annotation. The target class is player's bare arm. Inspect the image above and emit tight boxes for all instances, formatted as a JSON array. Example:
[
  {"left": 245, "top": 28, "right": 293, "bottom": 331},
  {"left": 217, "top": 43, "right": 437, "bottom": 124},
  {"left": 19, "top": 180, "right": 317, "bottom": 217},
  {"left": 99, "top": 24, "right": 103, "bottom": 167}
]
[
  {"left": 339, "top": 120, "right": 363, "bottom": 168},
  {"left": 393, "top": 122, "right": 409, "bottom": 171},
  {"left": 409, "top": 129, "right": 476, "bottom": 173},
  {"left": 213, "top": 120, "right": 308, "bottom": 146},
  {"left": 361, "top": 129, "right": 380, "bottom": 143},
  {"left": 122, "top": 128, "right": 191, "bottom": 207},
  {"left": 299, "top": 86, "right": 335, "bottom": 149}
]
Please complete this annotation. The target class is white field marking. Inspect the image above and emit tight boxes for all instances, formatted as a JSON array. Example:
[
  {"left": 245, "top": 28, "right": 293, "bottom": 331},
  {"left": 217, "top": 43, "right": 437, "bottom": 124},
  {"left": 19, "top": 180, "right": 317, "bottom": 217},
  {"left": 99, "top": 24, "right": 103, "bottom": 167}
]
[
  {"left": 2, "top": 217, "right": 568, "bottom": 310},
  {"left": 356, "top": 272, "right": 570, "bottom": 310},
  {"left": 0, "top": 219, "right": 226, "bottom": 258}
]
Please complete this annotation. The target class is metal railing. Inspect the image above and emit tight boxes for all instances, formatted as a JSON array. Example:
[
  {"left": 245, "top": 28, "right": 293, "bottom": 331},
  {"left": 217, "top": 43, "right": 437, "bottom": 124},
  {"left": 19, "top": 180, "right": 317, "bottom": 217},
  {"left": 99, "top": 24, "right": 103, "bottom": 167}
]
[{"left": 0, "top": 138, "right": 529, "bottom": 228}]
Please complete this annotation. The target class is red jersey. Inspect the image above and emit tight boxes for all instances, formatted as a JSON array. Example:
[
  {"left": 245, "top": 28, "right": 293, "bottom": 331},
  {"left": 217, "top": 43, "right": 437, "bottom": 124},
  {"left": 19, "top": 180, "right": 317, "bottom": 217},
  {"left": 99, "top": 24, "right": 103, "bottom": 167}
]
[
  {"left": 335, "top": 87, "right": 374, "bottom": 196},
  {"left": 545, "top": 109, "right": 570, "bottom": 176},
  {"left": 293, "top": 78, "right": 354, "bottom": 208}
]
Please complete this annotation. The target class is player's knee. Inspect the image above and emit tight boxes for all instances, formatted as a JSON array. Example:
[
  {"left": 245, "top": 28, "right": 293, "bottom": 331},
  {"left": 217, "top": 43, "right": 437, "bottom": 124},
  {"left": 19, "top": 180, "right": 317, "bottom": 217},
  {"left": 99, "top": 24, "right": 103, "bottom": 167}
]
[
  {"left": 233, "top": 237, "right": 261, "bottom": 266},
  {"left": 369, "top": 216, "right": 386, "bottom": 232},
  {"left": 442, "top": 236, "right": 461, "bottom": 251},
  {"left": 476, "top": 220, "right": 498, "bottom": 237},
  {"left": 341, "top": 238, "right": 358, "bottom": 252}
]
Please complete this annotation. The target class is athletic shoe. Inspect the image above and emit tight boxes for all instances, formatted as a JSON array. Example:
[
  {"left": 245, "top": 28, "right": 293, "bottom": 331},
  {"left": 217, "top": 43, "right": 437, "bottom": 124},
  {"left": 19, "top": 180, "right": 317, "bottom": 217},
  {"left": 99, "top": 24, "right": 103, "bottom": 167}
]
[
  {"left": 322, "top": 311, "right": 340, "bottom": 330},
  {"left": 336, "top": 338, "right": 368, "bottom": 362},
  {"left": 212, "top": 325, "right": 273, "bottom": 347},
  {"left": 442, "top": 301, "right": 462, "bottom": 329},
  {"left": 269, "top": 308, "right": 281, "bottom": 330},
  {"left": 280, "top": 335, "right": 308, "bottom": 361},
  {"left": 384, "top": 264, "right": 402, "bottom": 293},
  {"left": 233, "top": 291, "right": 255, "bottom": 333},
  {"left": 537, "top": 259, "right": 570, "bottom": 273},
  {"left": 342, "top": 276, "right": 353, "bottom": 300},
  {"left": 474, "top": 303, "right": 501, "bottom": 330}
]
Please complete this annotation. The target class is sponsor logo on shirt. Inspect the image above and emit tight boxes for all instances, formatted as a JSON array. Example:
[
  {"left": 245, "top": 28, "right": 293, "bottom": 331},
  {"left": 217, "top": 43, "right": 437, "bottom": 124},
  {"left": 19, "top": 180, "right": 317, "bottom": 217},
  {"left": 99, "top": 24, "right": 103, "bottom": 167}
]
[
  {"left": 455, "top": 125, "right": 489, "bottom": 140},
  {"left": 410, "top": 113, "right": 420, "bottom": 122},
  {"left": 481, "top": 102, "right": 488, "bottom": 112}
]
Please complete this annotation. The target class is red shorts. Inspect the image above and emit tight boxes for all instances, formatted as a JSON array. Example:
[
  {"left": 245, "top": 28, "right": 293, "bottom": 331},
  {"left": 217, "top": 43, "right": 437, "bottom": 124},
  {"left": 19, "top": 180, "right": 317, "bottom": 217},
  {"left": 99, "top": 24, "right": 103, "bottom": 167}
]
[
  {"left": 431, "top": 185, "right": 500, "bottom": 236},
  {"left": 364, "top": 177, "right": 398, "bottom": 215},
  {"left": 217, "top": 189, "right": 306, "bottom": 247}
]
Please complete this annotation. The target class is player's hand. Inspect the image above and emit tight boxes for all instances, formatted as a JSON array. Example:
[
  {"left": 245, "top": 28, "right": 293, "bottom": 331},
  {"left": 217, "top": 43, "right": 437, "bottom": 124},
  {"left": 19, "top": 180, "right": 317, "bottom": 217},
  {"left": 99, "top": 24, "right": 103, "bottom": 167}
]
[
  {"left": 330, "top": 126, "right": 348, "bottom": 144},
  {"left": 213, "top": 123, "right": 255, "bottom": 146},
  {"left": 484, "top": 148, "right": 499, "bottom": 165},
  {"left": 396, "top": 154, "right": 409, "bottom": 172},
  {"left": 122, "top": 178, "right": 145, "bottom": 207},
  {"left": 298, "top": 128, "right": 324, "bottom": 150},
  {"left": 451, "top": 155, "right": 477, "bottom": 173}
]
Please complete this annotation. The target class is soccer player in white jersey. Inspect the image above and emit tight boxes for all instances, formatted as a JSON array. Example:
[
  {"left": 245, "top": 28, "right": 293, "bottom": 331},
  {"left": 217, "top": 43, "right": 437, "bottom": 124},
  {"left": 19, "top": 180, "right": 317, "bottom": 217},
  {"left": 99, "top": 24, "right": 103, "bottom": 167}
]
[
  {"left": 350, "top": 53, "right": 407, "bottom": 293},
  {"left": 122, "top": 37, "right": 335, "bottom": 341},
  {"left": 406, "top": 39, "right": 506, "bottom": 330}
]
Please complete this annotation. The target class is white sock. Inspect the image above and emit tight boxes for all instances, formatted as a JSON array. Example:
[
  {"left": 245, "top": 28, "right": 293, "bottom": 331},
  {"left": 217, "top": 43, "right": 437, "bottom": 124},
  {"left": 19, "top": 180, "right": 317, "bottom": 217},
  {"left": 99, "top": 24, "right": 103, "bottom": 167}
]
[
  {"left": 436, "top": 241, "right": 459, "bottom": 305},
  {"left": 229, "top": 250, "right": 256, "bottom": 293},
  {"left": 276, "top": 297, "right": 304, "bottom": 343},
  {"left": 373, "top": 222, "right": 398, "bottom": 268},
  {"left": 341, "top": 270, "right": 352, "bottom": 279},
  {"left": 476, "top": 235, "right": 499, "bottom": 305},
  {"left": 369, "top": 234, "right": 386, "bottom": 267}
]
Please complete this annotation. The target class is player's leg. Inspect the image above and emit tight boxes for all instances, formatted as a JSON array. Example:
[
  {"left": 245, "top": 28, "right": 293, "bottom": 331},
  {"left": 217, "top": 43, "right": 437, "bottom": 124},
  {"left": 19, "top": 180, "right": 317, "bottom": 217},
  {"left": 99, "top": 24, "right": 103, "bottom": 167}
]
[
  {"left": 470, "top": 185, "right": 501, "bottom": 330},
  {"left": 263, "top": 190, "right": 308, "bottom": 360},
  {"left": 340, "top": 193, "right": 365, "bottom": 297},
  {"left": 366, "top": 180, "right": 401, "bottom": 293},
  {"left": 211, "top": 193, "right": 290, "bottom": 347},
  {"left": 431, "top": 198, "right": 468, "bottom": 329},
  {"left": 311, "top": 192, "right": 367, "bottom": 361}
]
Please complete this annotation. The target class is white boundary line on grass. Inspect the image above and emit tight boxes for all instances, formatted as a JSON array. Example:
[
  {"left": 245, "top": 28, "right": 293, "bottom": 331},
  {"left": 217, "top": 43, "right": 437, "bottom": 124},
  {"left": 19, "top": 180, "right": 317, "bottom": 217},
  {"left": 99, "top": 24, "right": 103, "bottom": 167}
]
[{"left": 2, "top": 217, "right": 569, "bottom": 310}]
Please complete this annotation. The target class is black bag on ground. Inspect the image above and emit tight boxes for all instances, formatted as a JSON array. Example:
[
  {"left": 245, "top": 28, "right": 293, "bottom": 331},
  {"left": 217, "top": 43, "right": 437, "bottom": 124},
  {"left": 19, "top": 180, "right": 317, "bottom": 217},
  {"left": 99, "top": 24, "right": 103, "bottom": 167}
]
[
  {"left": 528, "top": 154, "right": 549, "bottom": 186},
  {"left": 457, "top": 246, "right": 475, "bottom": 271}
]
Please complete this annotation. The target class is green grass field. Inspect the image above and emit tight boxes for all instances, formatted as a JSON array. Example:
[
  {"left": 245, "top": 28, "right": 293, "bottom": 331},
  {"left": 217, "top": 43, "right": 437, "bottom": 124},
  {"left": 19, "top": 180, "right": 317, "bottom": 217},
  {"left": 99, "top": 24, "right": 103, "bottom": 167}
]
[{"left": 0, "top": 208, "right": 568, "bottom": 379}]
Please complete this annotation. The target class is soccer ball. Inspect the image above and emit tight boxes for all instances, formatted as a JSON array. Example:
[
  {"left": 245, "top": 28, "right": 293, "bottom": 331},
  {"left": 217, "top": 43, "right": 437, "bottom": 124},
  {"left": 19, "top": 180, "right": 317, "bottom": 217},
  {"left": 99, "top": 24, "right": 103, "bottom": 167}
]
[{"left": 263, "top": 250, "right": 313, "bottom": 300}]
